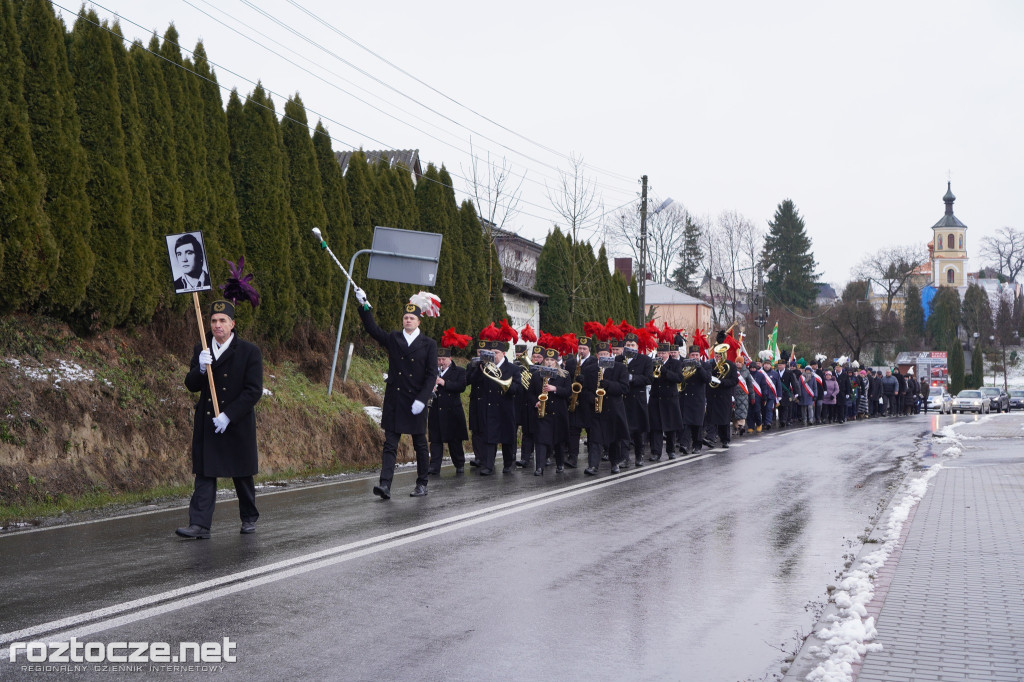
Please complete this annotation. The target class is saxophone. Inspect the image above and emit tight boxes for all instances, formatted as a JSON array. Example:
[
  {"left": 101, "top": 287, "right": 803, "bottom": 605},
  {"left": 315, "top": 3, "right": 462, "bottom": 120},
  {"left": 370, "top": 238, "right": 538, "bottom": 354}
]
[
  {"left": 568, "top": 360, "right": 583, "bottom": 413},
  {"left": 595, "top": 365, "right": 607, "bottom": 413},
  {"left": 538, "top": 376, "right": 549, "bottom": 418}
]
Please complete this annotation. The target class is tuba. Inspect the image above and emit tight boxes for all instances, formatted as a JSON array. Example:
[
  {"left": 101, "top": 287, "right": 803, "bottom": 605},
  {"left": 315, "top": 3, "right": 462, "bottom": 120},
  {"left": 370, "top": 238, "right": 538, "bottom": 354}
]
[{"left": 711, "top": 343, "right": 730, "bottom": 385}]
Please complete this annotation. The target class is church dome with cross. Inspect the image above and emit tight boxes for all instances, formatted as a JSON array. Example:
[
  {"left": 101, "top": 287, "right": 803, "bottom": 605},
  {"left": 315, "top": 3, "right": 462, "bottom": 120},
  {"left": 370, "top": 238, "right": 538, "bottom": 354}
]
[{"left": 929, "top": 181, "right": 968, "bottom": 288}]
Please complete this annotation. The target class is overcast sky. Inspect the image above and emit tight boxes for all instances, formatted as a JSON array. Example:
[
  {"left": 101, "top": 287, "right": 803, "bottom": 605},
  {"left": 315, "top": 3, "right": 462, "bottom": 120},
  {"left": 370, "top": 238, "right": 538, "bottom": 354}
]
[{"left": 58, "top": 0, "right": 1024, "bottom": 290}]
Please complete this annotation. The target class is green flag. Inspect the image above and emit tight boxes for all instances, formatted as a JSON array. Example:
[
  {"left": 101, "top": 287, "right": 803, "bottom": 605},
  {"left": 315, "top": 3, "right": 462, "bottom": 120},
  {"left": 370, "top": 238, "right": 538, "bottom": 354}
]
[{"left": 768, "top": 322, "right": 780, "bottom": 362}]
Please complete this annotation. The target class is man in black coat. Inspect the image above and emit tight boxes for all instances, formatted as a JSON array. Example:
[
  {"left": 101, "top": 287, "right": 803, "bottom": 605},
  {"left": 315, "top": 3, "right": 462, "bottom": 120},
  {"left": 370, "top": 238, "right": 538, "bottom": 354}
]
[
  {"left": 355, "top": 289, "right": 438, "bottom": 499},
  {"left": 428, "top": 347, "right": 468, "bottom": 475},
  {"left": 834, "top": 364, "right": 852, "bottom": 423},
  {"left": 648, "top": 342, "right": 683, "bottom": 461},
  {"left": 467, "top": 341, "right": 522, "bottom": 475},
  {"left": 176, "top": 300, "right": 263, "bottom": 539},
  {"left": 704, "top": 343, "right": 739, "bottom": 449},
  {"left": 678, "top": 345, "right": 711, "bottom": 454},
  {"left": 564, "top": 337, "right": 596, "bottom": 468},
  {"left": 515, "top": 346, "right": 543, "bottom": 468},
  {"left": 581, "top": 342, "right": 630, "bottom": 475},
  {"left": 621, "top": 333, "right": 653, "bottom": 467}
]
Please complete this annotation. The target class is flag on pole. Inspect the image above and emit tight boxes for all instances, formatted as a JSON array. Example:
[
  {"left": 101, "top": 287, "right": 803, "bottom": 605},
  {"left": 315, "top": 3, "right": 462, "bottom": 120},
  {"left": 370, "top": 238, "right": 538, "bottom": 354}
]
[{"left": 768, "top": 322, "right": 780, "bottom": 363}]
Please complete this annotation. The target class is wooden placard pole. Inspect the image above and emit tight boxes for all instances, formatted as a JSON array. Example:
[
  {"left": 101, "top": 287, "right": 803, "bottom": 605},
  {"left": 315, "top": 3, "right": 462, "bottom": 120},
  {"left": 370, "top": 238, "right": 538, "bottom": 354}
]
[{"left": 192, "top": 291, "right": 220, "bottom": 417}]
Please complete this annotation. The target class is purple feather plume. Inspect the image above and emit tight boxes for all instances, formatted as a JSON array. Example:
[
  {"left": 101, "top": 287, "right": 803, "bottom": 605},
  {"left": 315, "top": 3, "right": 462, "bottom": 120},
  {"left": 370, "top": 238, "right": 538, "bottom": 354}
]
[{"left": 219, "top": 256, "right": 260, "bottom": 308}]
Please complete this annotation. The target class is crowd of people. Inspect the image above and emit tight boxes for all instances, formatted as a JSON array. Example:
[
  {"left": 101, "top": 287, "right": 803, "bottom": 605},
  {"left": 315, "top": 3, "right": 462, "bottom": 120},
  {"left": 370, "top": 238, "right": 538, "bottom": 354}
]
[{"left": 351, "top": 289, "right": 936, "bottom": 499}]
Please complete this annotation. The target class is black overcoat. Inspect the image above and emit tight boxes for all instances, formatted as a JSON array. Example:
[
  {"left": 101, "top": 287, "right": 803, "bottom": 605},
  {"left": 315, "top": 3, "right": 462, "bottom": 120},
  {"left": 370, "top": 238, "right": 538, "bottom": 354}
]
[
  {"left": 705, "top": 360, "right": 739, "bottom": 425},
  {"left": 428, "top": 363, "right": 469, "bottom": 443},
  {"left": 185, "top": 334, "right": 263, "bottom": 478},
  {"left": 580, "top": 360, "right": 630, "bottom": 445},
  {"left": 467, "top": 358, "right": 522, "bottom": 444},
  {"left": 525, "top": 370, "right": 571, "bottom": 447},
  {"left": 648, "top": 358, "right": 684, "bottom": 432},
  {"left": 678, "top": 360, "right": 711, "bottom": 426},
  {"left": 622, "top": 353, "right": 653, "bottom": 433},
  {"left": 358, "top": 307, "right": 437, "bottom": 435},
  {"left": 565, "top": 354, "right": 596, "bottom": 429}
]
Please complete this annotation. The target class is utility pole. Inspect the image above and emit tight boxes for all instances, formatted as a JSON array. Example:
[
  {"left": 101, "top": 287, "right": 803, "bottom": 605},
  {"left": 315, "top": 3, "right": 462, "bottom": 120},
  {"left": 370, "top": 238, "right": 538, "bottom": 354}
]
[{"left": 637, "top": 175, "right": 648, "bottom": 327}]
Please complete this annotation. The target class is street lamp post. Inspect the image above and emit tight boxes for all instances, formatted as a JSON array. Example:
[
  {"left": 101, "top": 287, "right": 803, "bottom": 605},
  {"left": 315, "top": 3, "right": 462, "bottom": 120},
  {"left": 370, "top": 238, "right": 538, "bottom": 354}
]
[{"left": 635, "top": 185, "right": 674, "bottom": 327}]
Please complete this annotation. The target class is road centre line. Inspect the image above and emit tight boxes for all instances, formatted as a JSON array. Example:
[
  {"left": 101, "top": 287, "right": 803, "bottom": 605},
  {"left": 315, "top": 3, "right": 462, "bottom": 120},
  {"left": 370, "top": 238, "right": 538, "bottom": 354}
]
[{"left": 0, "top": 450, "right": 721, "bottom": 648}]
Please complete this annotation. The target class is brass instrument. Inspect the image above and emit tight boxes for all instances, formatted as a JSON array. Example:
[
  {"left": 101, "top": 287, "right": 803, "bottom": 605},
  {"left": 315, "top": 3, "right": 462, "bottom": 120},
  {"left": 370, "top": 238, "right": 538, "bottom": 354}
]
[
  {"left": 710, "top": 342, "right": 730, "bottom": 387},
  {"left": 538, "top": 376, "right": 549, "bottom": 417},
  {"left": 480, "top": 357, "right": 513, "bottom": 393},
  {"left": 653, "top": 359, "right": 663, "bottom": 378},
  {"left": 681, "top": 358, "right": 698, "bottom": 382},
  {"left": 595, "top": 366, "right": 607, "bottom": 413},
  {"left": 568, "top": 360, "right": 583, "bottom": 412}
]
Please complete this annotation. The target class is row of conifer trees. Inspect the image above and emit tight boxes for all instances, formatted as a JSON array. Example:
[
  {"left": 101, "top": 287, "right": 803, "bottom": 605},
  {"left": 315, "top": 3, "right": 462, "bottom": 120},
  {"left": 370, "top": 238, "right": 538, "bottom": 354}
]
[{"left": 1, "top": 0, "right": 512, "bottom": 344}]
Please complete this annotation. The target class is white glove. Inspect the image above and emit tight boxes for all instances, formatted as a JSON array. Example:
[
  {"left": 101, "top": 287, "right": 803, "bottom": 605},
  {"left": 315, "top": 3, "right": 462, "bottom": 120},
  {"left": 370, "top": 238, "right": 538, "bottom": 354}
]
[
  {"left": 354, "top": 286, "right": 370, "bottom": 307},
  {"left": 710, "top": 376, "right": 722, "bottom": 387},
  {"left": 198, "top": 349, "right": 212, "bottom": 373},
  {"left": 411, "top": 400, "right": 425, "bottom": 415},
  {"left": 213, "top": 412, "right": 230, "bottom": 434}
]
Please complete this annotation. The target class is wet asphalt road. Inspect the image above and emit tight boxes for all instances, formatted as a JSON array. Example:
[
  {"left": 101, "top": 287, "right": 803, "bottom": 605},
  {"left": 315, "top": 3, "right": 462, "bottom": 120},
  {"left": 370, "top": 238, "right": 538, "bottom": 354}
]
[{"left": 0, "top": 415, "right": 954, "bottom": 681}]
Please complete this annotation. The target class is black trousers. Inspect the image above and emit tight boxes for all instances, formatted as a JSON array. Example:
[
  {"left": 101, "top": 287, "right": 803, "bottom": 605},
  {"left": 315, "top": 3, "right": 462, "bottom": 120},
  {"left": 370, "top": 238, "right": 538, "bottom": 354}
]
[
  {"left": 566, "top": 427, "right": 587, "bottom": 466},
  {"left": 535, "top": 443, "right": 564, "bottom": 470},
  {"left": 382, "top": 429, "right": 429, "bottom": 487},
  {"left": 649, "top": 430, "right": 675, "bottom": 459},
  {"left": 429, "top": 439, "right": 465, "bottom": 472},
  {"left": 188, "top": 474, "right": 258, "bottom": 530},
  {"left": 629, "top": 430, "right": 645, "bottom": 460},
  {"left": 588, "top": 440, "right": 620, "bottom": 470},
  {"left": 519, "top": 430, "right": 535, "bottom": 464},
  {"left": 678, "top": 424, "right": 703, "bottom": 452}
]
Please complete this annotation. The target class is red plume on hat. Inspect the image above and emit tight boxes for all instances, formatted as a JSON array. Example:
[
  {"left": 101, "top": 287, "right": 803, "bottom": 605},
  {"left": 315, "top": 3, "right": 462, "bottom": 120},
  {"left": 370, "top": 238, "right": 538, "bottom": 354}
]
[
  {"left": 520, "top": 324, "right": 538, "bottom": 343},
  {"left": 604, "top": 318, "right": 625, "bottom": 341},
  {"left": 478, "top": 323, "right": 501, "bottom": 341},
  {"left": 561, "top": 333, "right": 579, "bottom": 355},
  {"left": 441, "top": 328, "right": 472, "bottom": 349},
  {"left": 693, "top": 328, "right": 711, "bottom": 358},
  {"left": 497, "top": 319, "right": 518, "bottom": 344},
  {"left": 583, "top": 321, "right": 604, "bottom": 339},
  {"left": 537, "top": 331, "right": 559, "bottom": 351},
  {"left": 618, "top": 319, "right": 636, "bottom": 338},
  {"left": 636, "top": 328, "right": 658, "bottom": 354},
  {"left": 657, "top": 322, "right": 681, "bottom": 344}
]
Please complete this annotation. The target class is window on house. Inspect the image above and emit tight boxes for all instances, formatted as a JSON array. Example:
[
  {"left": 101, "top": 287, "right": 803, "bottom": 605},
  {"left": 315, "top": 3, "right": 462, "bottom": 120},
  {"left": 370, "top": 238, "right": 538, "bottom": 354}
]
[
  {"left": 947, "top": 234, "right": 955, "bottom": 249},
  {"left": 947, "top": 268, "right": 955, "bottom": 284}
]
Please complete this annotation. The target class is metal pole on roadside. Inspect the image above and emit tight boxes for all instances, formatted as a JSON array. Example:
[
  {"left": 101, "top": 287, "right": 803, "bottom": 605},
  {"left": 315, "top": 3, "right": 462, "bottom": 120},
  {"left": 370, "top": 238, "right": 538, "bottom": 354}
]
[{"left": 637, "top": 175, "right": 648, "bottom": 327}]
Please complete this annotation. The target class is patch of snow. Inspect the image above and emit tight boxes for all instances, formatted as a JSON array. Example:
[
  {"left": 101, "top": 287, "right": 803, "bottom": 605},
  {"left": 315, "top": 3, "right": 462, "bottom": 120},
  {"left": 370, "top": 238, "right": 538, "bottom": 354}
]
[
  {"left": 363, "top": 406, "right": 382, "bottom": 426},
  {"left": 805, "top": 421, "right": 973, "bottom": 681},
  {"left": 262, "top": 387, "right": 273, "bottom": 396},
  {"left": 5, "top": 357, "right": 96, "bottom": 389}
]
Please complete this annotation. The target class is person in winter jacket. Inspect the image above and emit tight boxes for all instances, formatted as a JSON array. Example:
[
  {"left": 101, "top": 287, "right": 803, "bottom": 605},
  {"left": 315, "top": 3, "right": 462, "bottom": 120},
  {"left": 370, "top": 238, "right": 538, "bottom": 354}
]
[{"left": 822, "top": 371, "right": 840, "bottom": 423}]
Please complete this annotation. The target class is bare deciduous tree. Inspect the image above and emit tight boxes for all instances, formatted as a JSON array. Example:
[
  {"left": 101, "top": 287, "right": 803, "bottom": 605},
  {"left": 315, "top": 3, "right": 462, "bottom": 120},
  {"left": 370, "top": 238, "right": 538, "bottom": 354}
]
[
  {"left": 607, "top": 196, "right": 690, "bottom": 283},
  {"left": 463, "top": 137, "right": 526, "bottom": 234},
  {"left": 702, "top": 211, "right": 761, "bottom": 326},
  {"left": 852, "top": 244, "right": 928, "bottom": 317},
  {"left": 979, "top": 226, "right": 1024, "bottom": 282}
]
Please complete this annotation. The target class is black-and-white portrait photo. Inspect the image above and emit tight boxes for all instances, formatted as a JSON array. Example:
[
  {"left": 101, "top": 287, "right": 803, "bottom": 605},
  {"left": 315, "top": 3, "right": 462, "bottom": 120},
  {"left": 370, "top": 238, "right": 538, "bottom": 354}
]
[{"left": 166, "top": 231, "right": 212, "bottom": 293}]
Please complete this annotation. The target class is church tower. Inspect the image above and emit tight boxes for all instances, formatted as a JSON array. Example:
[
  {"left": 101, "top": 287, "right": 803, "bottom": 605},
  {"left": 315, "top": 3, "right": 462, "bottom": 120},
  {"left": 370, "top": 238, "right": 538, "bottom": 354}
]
[{"left": 931, "top": 182, "right": 968, "bottom": 287}]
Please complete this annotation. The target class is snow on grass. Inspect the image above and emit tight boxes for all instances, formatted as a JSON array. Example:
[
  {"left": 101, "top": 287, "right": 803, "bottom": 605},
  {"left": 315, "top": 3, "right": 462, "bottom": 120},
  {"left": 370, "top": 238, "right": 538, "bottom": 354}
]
[
  {"left": 804, "top": 422, "right": 971, "bottom": 682},
  {"left": 363, "top": 406, "right": 382, "bottom": 426},
  {"left": 4, "top": 357, "right": 98, "bottom": 389}
]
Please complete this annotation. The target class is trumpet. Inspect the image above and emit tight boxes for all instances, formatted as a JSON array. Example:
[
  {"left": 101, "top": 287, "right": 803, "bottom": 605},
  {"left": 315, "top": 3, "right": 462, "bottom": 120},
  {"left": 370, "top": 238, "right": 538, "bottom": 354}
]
[
  {"left": 568, "top": 361, "right": 583, "bottom": 412},
  {"left": 653, "top": 359, "right": 663, "bottom": 378},
  {"left": 595, "top": 366, "right": 607, "bottom": 413}
]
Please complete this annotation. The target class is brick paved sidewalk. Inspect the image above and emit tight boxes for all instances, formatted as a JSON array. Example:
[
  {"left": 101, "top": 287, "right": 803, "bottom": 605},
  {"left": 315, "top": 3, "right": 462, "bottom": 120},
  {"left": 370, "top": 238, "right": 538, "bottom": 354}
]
[{"left": 855, "top": 414, "right": 1024, "bottom": 682}]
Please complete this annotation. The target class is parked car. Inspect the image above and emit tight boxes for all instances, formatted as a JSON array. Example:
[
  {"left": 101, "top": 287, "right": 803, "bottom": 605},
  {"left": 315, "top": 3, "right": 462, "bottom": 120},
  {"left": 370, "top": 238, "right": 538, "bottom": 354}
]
[
  {"left": 952, "top": 390, "right": 988, "bottom": 414},
  {"left": 1009, "top": 389, "right": 1024, "bottom": 411},
  {"left": 979, "top": 386, "right": 1010, "bottom": 413},
  {"left": 927, "top": 389, "right": 952, "bottom": 414}
]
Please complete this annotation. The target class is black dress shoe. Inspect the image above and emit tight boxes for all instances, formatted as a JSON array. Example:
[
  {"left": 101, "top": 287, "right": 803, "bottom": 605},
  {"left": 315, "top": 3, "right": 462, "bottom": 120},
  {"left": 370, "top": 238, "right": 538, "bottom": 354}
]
[
  {"left": 240, "top": 521, "right": 256, "bottom": 535},
  {"left": 502, "top": 466, "right": 513, "bottom": 474},
  {"left": 534, "top": 468, "right": 543, "bottom": 476},
  {"left": 610, "top": 465, "right": 620, "bottom": 474},
  {"left": 427, "top": 470, "right": 440, "bottom": 476},
  {"left": 722, "top": 442, "right": 730, "bottom": 449},
  {"left": 175, "top": 525, "right": 210, "bottom": 539},
  {"left": 470, "top": 460, "right": 480, "bottom": 467},
  {"left": 584, "top": 467, "right": 598, "bottom": 476},
  {"left": 515, "top": 459, "right": 529, "bottom": 468},
  {"left": 680, "top": 446, "right": 690, "bottom": 455},
  {"left": 410, "top": 484, "right": 428, "bottom": 497},
  {"left": 372, "top": 484, "right": 391, "bottom": 500},
  {"left": 564, "top": 461, "right": 577, "bottom": 469},
  {"left": 479, "top": 468, "right": 494, "bottom": 476},
  {"left": 635, "top": 458, "right": 644, "bottom": 466},
  {"left": 601, "top": 454, "right": 609, "bottom": 461},
  {"left": 556, "top": 466, "right": 564, "bottom": 473},
  {"left": 455, "top": 467, "right": 464, "bottom": 474},
  {"left": 667, "top": 454, "right": 676, "bottom": 460},
  {"left": 648, "top": 455, "right": 661, "bottom": 462}
]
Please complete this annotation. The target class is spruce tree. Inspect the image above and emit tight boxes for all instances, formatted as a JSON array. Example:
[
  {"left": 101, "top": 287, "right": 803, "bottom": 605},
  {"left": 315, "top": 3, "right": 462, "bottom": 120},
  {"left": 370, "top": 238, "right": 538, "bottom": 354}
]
[
  {"left": 281, "top": 94, "right": 330, "bottom": 328},
  {"left": 0, "top": 0, "right": 56, "bottom": 313},
  {"left": 18, "top": 0, "right": 93, "bottom": 315},
  {"left": 672, "top": 213, "right": 704, "bottom": 297},
  {"left": 970, "top": 340, "right": 984, "bottom": 388},
  {"left": 436, "top": 167, "right": 468, "bottom": 331},
  {"left": 68, "top": 9, "right": 134, "bottom": 329},
  {"left": 458, "top": 200, "right": 492, "bottom": 332},
  {"left": 536, "top": 227, "right": 573, "bottom": 333},
  {"left": 961, "top": 283, "right": 993, "bottom": 341},
  {"left": 926, "top": 287, "right": 962, "bottom": 346},
  {"left": 227, "top": 86, "right": 296, "bottom": 342},
  {"left": 342, "top": 150, "right": 377, "bottom": 337},
  {"left": 415, "top": 164, "right": 458, "bottom": 338},
  {"left": 903, "top": 283, "right": 924, "bottom": 346},
  {"left": 311, "top": 122, "right": 352, "bottom": 318},
  {"left": 762, "top": 199, "right": 819, "bottom": 309},
  {"left": 111, "top": 25, "right": 156, "bottom": 322}
]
